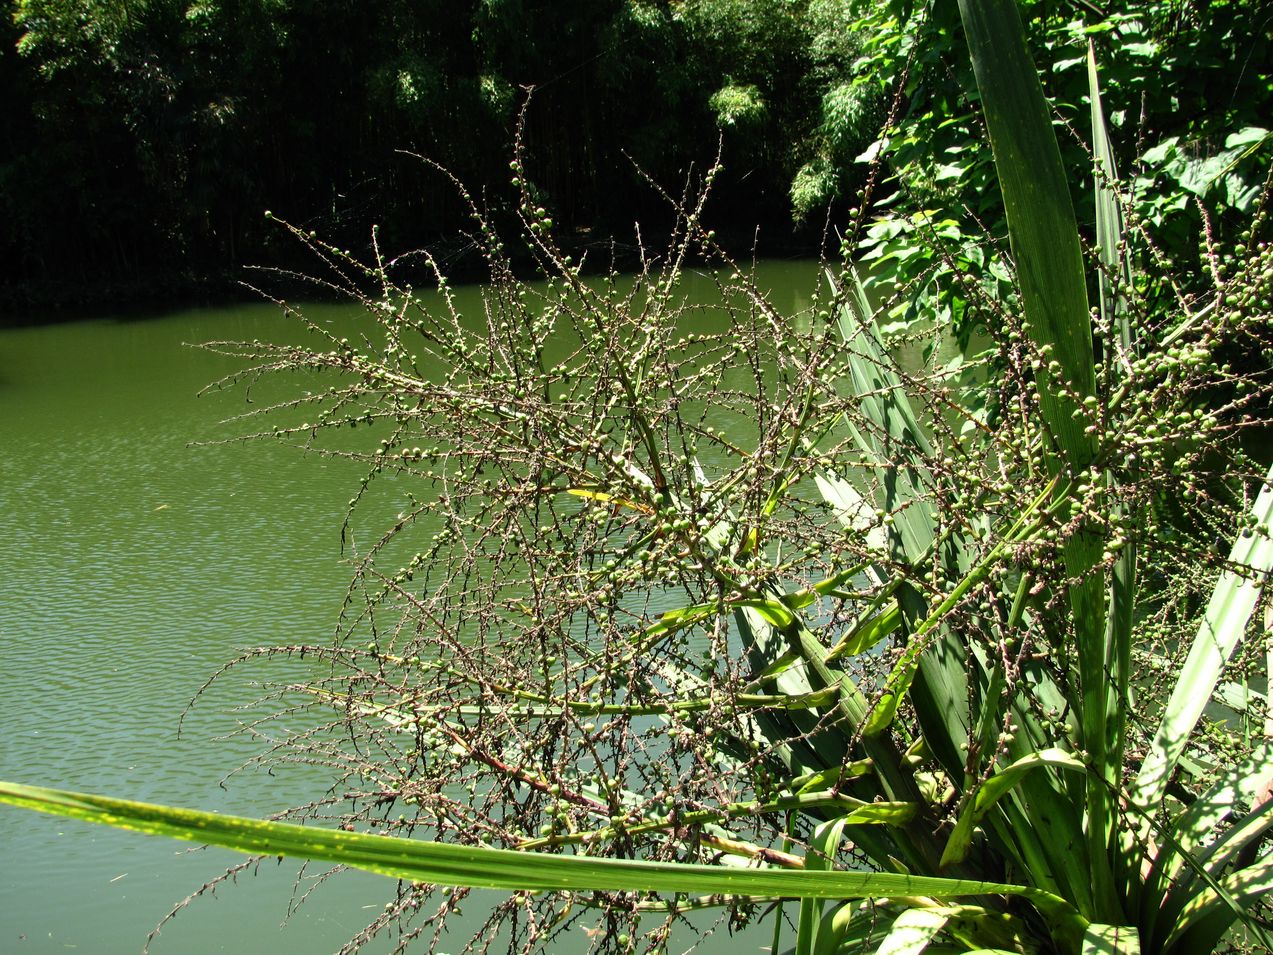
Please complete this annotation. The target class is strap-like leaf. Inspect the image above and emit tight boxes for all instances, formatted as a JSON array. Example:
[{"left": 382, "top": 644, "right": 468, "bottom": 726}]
[
  {"left": 954, "top": 0, "right": 1096, "bottom": 460},
  {"left": 798, "top": 818, "right": 852, "bottom": 955},
  {"left": 941, "top": 749, "right": 1087, "bottom": 868},
  {"left": 1089, "top": 41, "right": 1141, "bottom": 899},
  {"left": 826, "top": 603, "right": 901, "bottom": 661},
  {"left": 1087, "top": 42, "right": 1134, "bottom": 351},
  {"left": 863, "top": 477, "right": 1059, "bottom": 737},
  {"left": 827, "top": 266, "right": 971, "bottom": 778},
  {"left": 0, "top": 779, "right": 1088, "bottom": 946},
  {"left": 956, "top": 0, "right": 1112, "bottom": 912},
  {"left": 1164, "top": 848, "right": 1273, "bottom": 952},
  {"left": 1130, "top": 464, "right": 1273, "bottom": 819},
  {"left": 874, "top": 907, "right": 950, "bottom": 955},
  {"left": 813, "top": 901, "right": 856, "bottom": 955},
  {"left": 1163, "top": 742, "right": 1273, "bottom": 879},
  {"left": 1081, "top": 923, "right": 1141, "bottom": 954},
  {"left": 1148, "top": 744, "right": 1273, "bottom": 938}
]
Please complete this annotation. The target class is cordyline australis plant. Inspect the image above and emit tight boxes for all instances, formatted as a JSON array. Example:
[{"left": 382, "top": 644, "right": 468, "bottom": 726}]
[{"left": 5, "top": 2, "right": 1273, "bottom": 953}]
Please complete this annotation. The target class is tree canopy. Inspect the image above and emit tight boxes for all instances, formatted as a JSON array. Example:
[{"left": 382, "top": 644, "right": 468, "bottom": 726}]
[{"left": 1, "top": 0, "right": 1268, "bottom": 312}]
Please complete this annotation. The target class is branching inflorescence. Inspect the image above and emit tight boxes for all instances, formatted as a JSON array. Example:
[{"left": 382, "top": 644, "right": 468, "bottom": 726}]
[{"left": 177, "top": 111, "right": 1273, "bottom": 951}]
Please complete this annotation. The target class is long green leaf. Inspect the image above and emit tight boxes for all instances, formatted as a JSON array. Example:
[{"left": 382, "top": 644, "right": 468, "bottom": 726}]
[
  {"left": 1081, "top": 923, "right": 1140, "bottom": 954},
  {"left": 941, "top": 749, "right": 1087, "bottom": 868},
  {"left": 864, "top": 476, "right": 1059, "bottom": 738},
  {"left": 1088, "top": 41, "right": 1133, "bottom": 350},
  {"left": 826, "top": 603, "right": 901, "bottom": 661},
  {"left": 798, "top": 818, "right": 851, "bottom": 955},
  {"left": 875, "top": 907, "right": 951, "bottom": 955},
  {"left": 812, "top": 901, "right": 856, "bottom": 955},
  {"left": 954, "top": 1, "right": 1096, "bottom": 455},
  {"left": 1149, "top": 744, "right": 1273, "bottom": 939},
  {"left": 1191, "top": 798, "right": 1273, "bottom": 882},
  {"left": 1089, "top": 46, "right": 1139, "bottom": 899},
  {"left": 1164, "top": 848, "right": 1273, "bottom": 953},
  {"left": 828, "top": 266, "right": 972, "bottom": 780},
  {"left": 804, "top": 900, "right": 894, "bottom": 955},
  {"left": 0, "top": 780, "right": 1088, "bottom": 946},
  {"left": 956, "top": 0, "right": 1111, "bottom": 916},
  {"left": 814, "top": 468, "right": 887, "bottom": 554},
  {"left": 972, "top": 748, "right": 1087, "bottom": 816},
  {"left": 1164, "top": 743, "right": 1273, "bottom": 881},
  {"left": 735, "top": 605, "right": 861, "bottom": 784},
  {"left": 1129, "top": 464, "right": 1273, "bottom": 819}
]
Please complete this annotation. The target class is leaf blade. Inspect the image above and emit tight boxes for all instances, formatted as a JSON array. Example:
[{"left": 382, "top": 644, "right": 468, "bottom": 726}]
[
  {"left": 0, "top": 778, "right": 1087, "bottom": 938},
  {"left": 1130, "top": 464, "right": 1273, "bottom": 817}
]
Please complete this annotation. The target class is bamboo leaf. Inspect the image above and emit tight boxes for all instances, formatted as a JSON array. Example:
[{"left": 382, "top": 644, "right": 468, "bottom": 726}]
[
  {"left": 735, "top": 606, "right": 860, "bottom": 783},
  {"left": 840, "top": 802, "right": 916, "bottom": 826},
  {"left": 864, "top": 688, "right": 902, "bottom": 738},
  {"left": 819, "top": 900, "right": 897, "bottom": 954},
  {"left": 830, "top": 272, "right": 936, "bottom": 562},
  {"left": 814, "top": 470, "right": 887, "bottom": 553},
  {"left": 864, "top": 478, "right": 1058, "bottom": 738},
  {"left": 643, "top": 601, "right": 718, "bottom": 640},
  {"left": 1192, "top": 798, "right": 1273, "bottom": 883}
]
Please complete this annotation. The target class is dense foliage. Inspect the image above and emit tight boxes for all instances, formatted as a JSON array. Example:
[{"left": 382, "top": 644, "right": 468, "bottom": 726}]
[
  {"left": 0, "top": 0, "right": 812, "bottom": 308},
  {"left": 842, "top": 0, "right": 1273, "bottom": 339},
  {"left": 3, "top": 0, "right": 1269, "bottom": 312}
]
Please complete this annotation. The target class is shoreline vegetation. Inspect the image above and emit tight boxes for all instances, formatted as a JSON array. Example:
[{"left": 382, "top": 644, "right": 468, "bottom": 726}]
[
  {"left": 4, "top": 2, "right": 1273, "bottom": 953},
  {"left": 3, "top": 1, "right": 1269, "bottom": 321}
]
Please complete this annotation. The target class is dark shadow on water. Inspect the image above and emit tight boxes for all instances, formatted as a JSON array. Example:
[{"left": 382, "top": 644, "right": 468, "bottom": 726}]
[
  {"left": 0, "top": 224, "right": 824, "bottom": 329},
  {"left": 0, "top": 271, "right": 253, "bottom": 329}
]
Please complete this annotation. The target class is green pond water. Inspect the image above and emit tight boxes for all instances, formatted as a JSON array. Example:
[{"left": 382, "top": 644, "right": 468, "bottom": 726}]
[{"left": 0, "top": 260, "right": 844, "bottom": 954}]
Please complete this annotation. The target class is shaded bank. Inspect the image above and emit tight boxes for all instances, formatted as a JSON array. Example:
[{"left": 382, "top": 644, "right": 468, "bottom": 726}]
[
  {"left": 0, "top": 0, "right": 833, "bottom": 316},
  {"left": 3, "top": 0, "right": 1268, "bottom": 328}
]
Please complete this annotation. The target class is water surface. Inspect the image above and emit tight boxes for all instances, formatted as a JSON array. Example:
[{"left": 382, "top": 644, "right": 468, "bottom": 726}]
[{"left": 0, "top": 262, "right": 821, "bottom": 954}]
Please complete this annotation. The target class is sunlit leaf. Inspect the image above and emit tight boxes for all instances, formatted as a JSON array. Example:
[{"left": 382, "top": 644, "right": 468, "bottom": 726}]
[
  {"left": 875, "top": 907, "right": 951, "bottom": 955},
  {"left": 1130, "top": 464, "right": 1273, "bottom": 820},
  {"left": 0, "top": 779, "right": 1087, "bottom": 942},
  {"left": 1081, "top": 923, "right": 1140, "bottom": 954}
]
